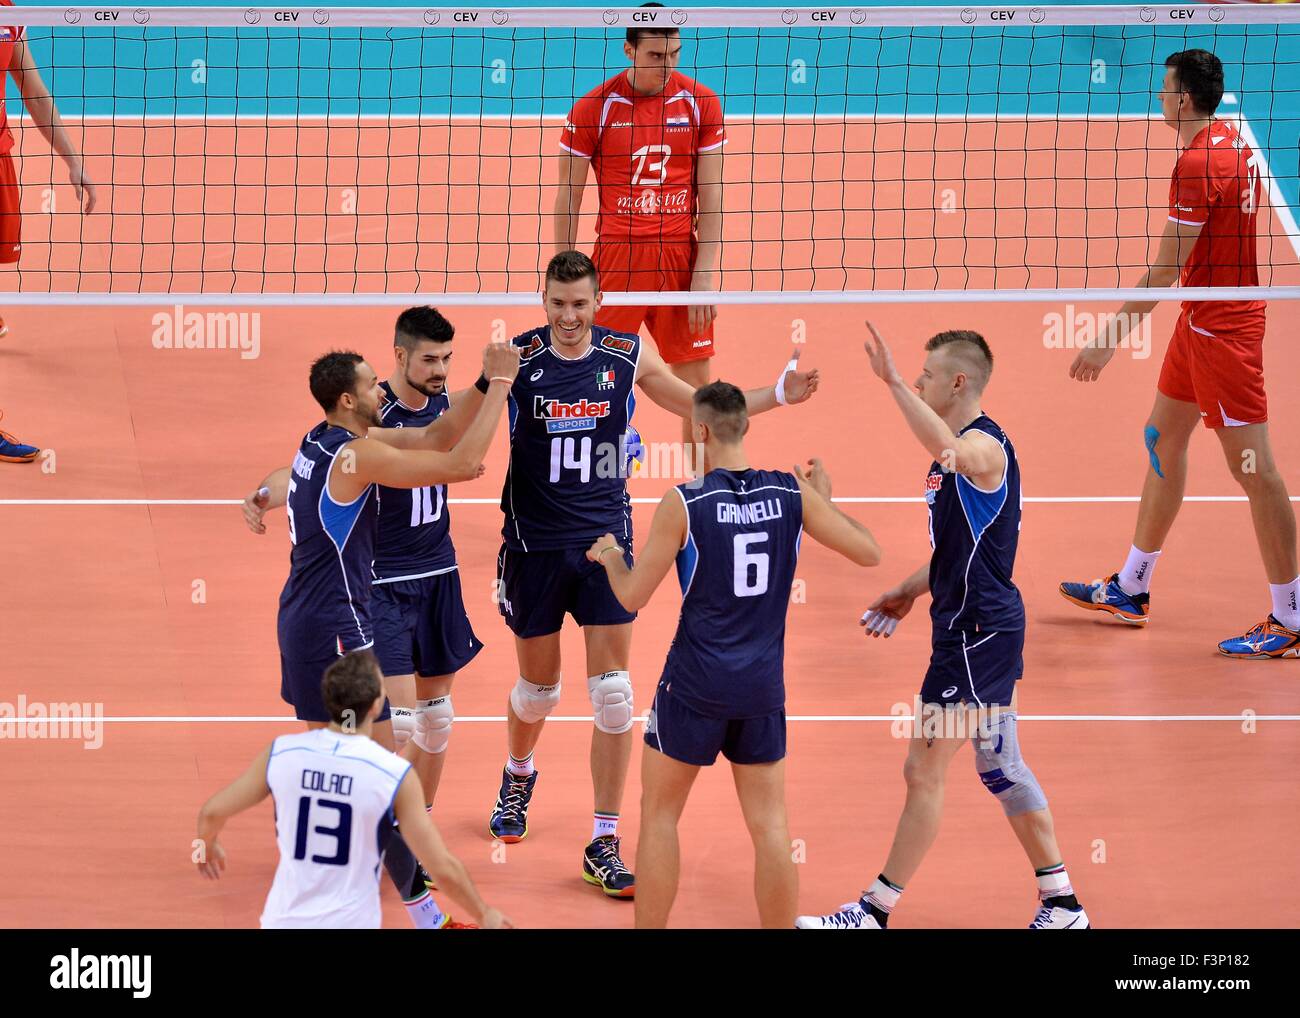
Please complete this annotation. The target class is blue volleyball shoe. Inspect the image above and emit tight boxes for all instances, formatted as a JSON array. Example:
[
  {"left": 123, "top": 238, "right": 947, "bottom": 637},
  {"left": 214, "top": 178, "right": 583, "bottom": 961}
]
[
  {"left": 1058, "top": 573, "right": 1149, "bottom": 625},
  {"left": 0, "top": 412, "right": 39, "bottom": 463},
  {"left": 488, "top": 768, "right": 537, "bottom": 843},
  {"left": 1217, "top": 616, "right": 1300, "bottom": 659},
  {"left": 581, "top": 835, "right": 635, "bottom": 898}
]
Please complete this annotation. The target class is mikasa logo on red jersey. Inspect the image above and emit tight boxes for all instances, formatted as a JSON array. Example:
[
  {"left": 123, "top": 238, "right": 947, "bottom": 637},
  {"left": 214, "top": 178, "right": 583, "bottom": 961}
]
[{"left": 534, "top": 396, "right": 611, "bottom": 433}]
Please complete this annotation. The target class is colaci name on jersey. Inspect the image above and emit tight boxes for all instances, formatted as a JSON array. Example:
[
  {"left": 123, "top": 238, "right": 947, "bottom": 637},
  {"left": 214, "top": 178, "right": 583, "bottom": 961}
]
[{"left": 534, "top": 395, "right": 611, "bottom": 434}]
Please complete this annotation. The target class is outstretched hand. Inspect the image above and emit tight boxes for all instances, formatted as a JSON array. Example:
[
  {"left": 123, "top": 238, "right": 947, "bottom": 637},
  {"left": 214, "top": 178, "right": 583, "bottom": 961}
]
[
  {"left": 792, "top": 457, "right": 832, "bottom": 500},
  {"left": 780, "top": 348, "right": 820, "bottom": 404},
  {"left": 242, "top": 487, "right": 271, "bottom": 535},
  {"left": 863, "top": 321, "right": 904, "bottom": 386}
]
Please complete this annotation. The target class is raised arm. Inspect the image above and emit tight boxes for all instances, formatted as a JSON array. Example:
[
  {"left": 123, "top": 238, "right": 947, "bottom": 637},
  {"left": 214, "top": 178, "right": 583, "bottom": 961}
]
[
  {"left": 367, "top": 386, "right": 486, "bottom": 452},
  {"left": 391, "top": 771, "right": 511, "bottom": 928},
  {"left": 792, "top": 459, "right": 881, "bottom": 567},
  {"left": 587, "top": 490, "right": 687, "bottom": 613},
  {"left": 635, "top": 340, "right": 819, "bottom": 418},
  {"left": 9, "top": 39, "right": 95, "bottom": 212},
  {"left": 195, "top": 744, "right": 274, "bottom": 879},
  {"left": 332, "top": 344, "right": 519, "bottom": 500},
  {"left": 864, "top": 322, "right": 1005, "bottom": 490}
]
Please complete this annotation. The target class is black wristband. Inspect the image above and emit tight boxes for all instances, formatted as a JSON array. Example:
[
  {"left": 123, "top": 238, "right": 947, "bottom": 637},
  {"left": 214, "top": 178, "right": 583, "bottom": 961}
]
[{"left": 474, "top": 373, "right": 490, "bottom": 394}]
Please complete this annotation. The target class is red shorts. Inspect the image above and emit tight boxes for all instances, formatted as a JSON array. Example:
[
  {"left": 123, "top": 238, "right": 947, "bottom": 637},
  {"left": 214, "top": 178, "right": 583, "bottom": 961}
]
[
  {"left": 593, "top": 238, "right": 714, "bottom": 365},
  {"left": 1157, "top": 309, "right": 1268, "bottom": 429},
  {"left": 0, "top": 150, "right": 20, "bottom": 264}
]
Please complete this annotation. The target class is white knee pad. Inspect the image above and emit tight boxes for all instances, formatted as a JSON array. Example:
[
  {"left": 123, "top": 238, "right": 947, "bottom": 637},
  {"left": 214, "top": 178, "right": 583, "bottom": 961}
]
[
  {"left": 390, "top": 706, "right": 416, "bottom": 750},
  {"left": 510, "top": 676, "right": 562, "bottom": 724},
  {"left": 588, "top": 671, "right": 634, "bottom": 735},
  {"left": 412, "top": 696, "right": 454, "bottom": 755}
]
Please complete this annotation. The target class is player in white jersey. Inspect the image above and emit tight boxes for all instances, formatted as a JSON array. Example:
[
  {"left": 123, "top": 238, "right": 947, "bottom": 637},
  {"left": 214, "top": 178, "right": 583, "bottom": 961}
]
[{"left": 196, "top": 651, "right": 511, "bottom": 929}]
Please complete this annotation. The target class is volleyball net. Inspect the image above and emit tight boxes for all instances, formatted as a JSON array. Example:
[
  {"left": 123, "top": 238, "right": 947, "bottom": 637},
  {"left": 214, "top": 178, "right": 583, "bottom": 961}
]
[{"left": 0, "top": 4, "right": 1297, "bottom": 305}]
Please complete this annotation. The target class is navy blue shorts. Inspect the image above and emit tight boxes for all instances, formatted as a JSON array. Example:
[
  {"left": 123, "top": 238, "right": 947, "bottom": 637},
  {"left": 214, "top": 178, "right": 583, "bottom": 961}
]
[
  {"left": 371, "top": 570, "right": 484, "bottom": 678},
  {"left": 280, "top": 650, "right": 393, "bottom": 724},
  {"left": 496, "top": 543, "right": 636, "bottom": 638},
  {"left": 644, "top": 680, "right": 786, "bottom": 767},
  {"left": 920, "top": 628, "right": 1024, "bottom": 708}
]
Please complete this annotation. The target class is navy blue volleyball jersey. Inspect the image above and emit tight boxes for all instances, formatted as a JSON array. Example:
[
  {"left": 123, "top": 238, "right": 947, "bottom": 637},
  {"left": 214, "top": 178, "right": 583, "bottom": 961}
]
[
  {"left": 662, "top": 468, "right": 804, "bottom": 718},
  {"left": 277, "top": 423, "right": 378, "bottom": 658},
  {"left": 926, "top": 414, "right": 1025, "bottom": 632},
  {"left": 501, "top": 325, "right": 641, "bottom": 552},
  {"left": 372, "top": 381, "right": 456, "bottom": 582}
]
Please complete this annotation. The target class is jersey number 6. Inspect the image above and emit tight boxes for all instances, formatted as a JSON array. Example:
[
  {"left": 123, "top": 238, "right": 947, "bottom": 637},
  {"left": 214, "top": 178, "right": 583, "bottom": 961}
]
[{"left": 734, "top": 532, "right": 770, "bottom": 598}]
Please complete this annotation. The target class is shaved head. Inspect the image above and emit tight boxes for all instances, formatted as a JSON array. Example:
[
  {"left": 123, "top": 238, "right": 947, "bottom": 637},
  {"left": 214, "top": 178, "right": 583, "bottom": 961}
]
[
  {"left": 924, "top": 329, "right": 993, "bottom": 395},
  {"left": 692, "top": 380, "right": 748, "bottom": 443}
]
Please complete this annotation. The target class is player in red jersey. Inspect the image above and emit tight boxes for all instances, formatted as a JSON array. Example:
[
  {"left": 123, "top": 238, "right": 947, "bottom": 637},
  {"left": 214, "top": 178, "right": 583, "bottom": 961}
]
[
  {"left": 1, "top": 0, "right": 97, "bottom": 466},
  {"left": 554, "top": 3, "right": 725, "bottom": 453},
  {"left": 0, "top": 1, "right": 97, "bottom": 337},
  {"left": 1060, "top": 49, "right": 1299, "bottom": 658}
]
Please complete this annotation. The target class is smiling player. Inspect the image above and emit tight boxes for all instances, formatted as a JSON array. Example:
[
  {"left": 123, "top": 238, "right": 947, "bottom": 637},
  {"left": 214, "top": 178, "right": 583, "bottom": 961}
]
[{"left": 487, "top": 250, "right": 819, "bottom": 898}]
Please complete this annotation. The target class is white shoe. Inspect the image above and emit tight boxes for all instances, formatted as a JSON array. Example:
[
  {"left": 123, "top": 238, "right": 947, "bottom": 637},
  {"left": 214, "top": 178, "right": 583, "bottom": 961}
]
[
  {"left": 795, "top": 900, "right": 882, "bottom": 929},
  {"left": 1029, "top": 903, "right": 1090, "bottom": 929}
]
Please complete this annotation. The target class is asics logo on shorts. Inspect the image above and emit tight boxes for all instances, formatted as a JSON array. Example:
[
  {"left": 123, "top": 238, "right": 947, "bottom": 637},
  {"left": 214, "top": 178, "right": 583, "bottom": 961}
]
[{"left": 942, "top": 686, "right": 959, "bottom": 698}]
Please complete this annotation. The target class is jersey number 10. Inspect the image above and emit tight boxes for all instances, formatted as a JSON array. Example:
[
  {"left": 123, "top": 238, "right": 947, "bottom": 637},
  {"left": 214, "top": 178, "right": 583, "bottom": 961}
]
[{"left": 410, "top": 485, "right": 444, "bottom": 527}]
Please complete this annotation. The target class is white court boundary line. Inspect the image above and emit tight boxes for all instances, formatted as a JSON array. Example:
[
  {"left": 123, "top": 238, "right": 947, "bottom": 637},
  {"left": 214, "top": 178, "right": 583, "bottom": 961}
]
[
  {"left": 1, "top": 714, "right": 1294, "bottom": 724},
  {"left": 1, "top": 496, "right": 1296, "bottom": 506}
]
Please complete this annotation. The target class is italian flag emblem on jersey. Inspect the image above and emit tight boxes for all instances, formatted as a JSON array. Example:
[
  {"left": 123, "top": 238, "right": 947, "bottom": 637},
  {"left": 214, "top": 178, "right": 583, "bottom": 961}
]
[{"left": 596, "top": 368, "right": 615, "bottom": 391}]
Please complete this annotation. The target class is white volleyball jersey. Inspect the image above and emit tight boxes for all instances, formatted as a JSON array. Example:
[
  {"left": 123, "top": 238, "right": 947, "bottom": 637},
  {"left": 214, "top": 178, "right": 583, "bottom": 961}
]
[{"left": 260, "top": 728, "right": 411, "bottom": 929}]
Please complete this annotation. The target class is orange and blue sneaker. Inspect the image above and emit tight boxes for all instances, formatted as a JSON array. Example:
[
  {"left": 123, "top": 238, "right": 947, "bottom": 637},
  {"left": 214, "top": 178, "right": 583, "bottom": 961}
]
[
  {"left": 1217, "top": 616, "right": 1300, "bottom": 659},
  {"left": 0, "top": 411, "right": 39, "bottom": 463},
  {"left": 1058, "top": 573, "right": 1149, "bottom": 625},
  {"left": 582, "top": 835, "right": 635, "bottom": 898},
  {"left": 488, "top": 768, "right": 537, "bottom": 843}
]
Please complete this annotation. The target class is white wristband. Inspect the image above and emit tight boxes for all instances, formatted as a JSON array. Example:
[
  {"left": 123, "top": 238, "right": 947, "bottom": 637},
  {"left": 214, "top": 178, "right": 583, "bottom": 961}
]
[{"left": 773, "top": 358, "right": 798, "bottom": 406}]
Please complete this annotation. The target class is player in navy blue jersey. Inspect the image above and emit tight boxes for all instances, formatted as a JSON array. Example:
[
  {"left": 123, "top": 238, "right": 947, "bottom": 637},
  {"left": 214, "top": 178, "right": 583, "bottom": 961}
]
[
  {"left": 242, "top": 340, "right": 518, "bottom": 928},
  {"left": 586, "top": 381, "right": 880, "bottom": 927},
  {"left": 797, "top": 324, "right": 1090, "bottom": 931},
  {"left": 244, "top": 308, "right": 501, "bottom": 927},
  {"left": 487, "top": 250, "right": 821, "bottom": 898}
]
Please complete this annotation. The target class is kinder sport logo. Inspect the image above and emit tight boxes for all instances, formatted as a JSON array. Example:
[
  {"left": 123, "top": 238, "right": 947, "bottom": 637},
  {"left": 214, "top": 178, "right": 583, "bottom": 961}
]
[
  {"left": 534, "top": 396, "right": 611, "bottom": 434},
  {"left": 925, "top": 470, "right": 944, "bottom": 505}
]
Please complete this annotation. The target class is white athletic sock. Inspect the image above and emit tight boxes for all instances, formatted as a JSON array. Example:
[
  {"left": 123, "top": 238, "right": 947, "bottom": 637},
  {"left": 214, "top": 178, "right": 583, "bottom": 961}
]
[
  {"left": 864, "top": 875, "right": 903, "bottom": 914},
  {"left": 506, "top": 751, "right": 534, "bottom": 778},
  {"left": 405, "top": 890, "right": 447, "bottom": 929},
  {"left": 1270, "top": 577, "right": 1300, "bottom": 630},
  {"left": 1035, "top": 863, "right": 1074, "bottom": 902},
  {"left": 593, "top": 811, "right": 619, "bottom": 841},
  {"left": 1118, "top": 545, "right": 1161, "bottom": 595}
]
